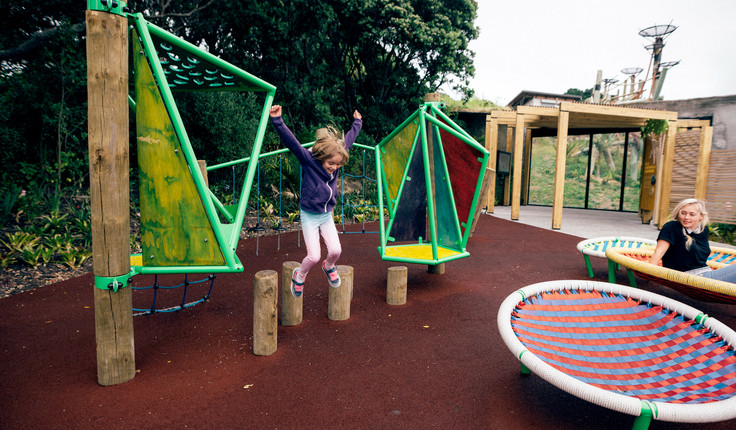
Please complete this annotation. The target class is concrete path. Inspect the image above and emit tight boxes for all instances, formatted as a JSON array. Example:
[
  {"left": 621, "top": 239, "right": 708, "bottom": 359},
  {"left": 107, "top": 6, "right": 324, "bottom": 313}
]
[
  {"left": 488, "top": 205, "right": 735, "bottom": 249},
  {"left": 487, "top": 205, "right": 660, "bottom": 240}
]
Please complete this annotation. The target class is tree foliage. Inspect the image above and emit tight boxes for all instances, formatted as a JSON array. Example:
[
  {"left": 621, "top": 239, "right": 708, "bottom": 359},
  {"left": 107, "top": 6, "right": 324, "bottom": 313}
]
[
  {"left": 188, "top": 0, "right": 478, "bottom": 137},
  {"left": 565, "top": 87, "right": 593, "bottom": 101},
  {"left": 1, "top": 0, "right": 478, "bottom": 199}
]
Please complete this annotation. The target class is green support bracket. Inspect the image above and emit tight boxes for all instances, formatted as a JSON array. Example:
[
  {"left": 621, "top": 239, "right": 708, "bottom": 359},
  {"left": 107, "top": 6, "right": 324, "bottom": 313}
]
[
  {"left": 584, "top": 255, "right": 594, "bottom": 278},
  {"left": 626, "top": 268, "right": 638, "bottom": 288},
  {"left": 695, "top": 312, "right": 709, "bottom": 325},
  {"left": 87, "top": 0, "right": 128, "bottom": 16},
  {"left": 94, "top": 272, "right": 134, "bottom": 292},
  {"left": 632, "top": 400, "right": 657, "bottom": 430},
  {"left": 518, "top": 350, "right": 530, "bottom": 375},
  {"left": 607, "top": 259, "right": 618, "bottom": 283}
]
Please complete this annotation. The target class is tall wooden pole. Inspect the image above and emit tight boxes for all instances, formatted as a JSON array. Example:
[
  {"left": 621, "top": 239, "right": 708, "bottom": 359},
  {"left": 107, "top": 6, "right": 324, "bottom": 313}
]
[
  {"left": 510, "top": 114, "right": 524, "bottom": 220},
  {"left": 656, "top": 120, "right": 678, "bottom": 228},
  {"left": 485, "top": 116, "right": 499, "bottom": 213},
  {"left": 87, "top": 9, "right": 135, "bottom": 386},
  {"left": 551, "top": 110, "right": 569, "bottom": 230},
  {"left": 694, "top": 125, "right": 712, "bottom": 201}
]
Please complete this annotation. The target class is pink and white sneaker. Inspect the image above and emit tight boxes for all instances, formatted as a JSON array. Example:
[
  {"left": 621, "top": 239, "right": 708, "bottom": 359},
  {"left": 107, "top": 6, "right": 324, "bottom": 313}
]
[
  {"left": 321, "top": 261, "right": 341, "bottom": 288},
  {"left": 291, "top": 268, "right": 304, "bottom": 298}
]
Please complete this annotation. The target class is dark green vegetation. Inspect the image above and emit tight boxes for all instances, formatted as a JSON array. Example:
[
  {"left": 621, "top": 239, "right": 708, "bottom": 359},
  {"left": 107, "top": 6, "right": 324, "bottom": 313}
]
[
  {"left": 0, "top": 1, "right": 480, "bottom": 270},
  {"left": 1, "top": 1, "right": 732, "bottom": 276}
]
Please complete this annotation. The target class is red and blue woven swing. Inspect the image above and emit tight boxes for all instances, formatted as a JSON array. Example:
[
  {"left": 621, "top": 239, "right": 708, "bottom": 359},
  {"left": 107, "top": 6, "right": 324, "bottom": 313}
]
[{"left": 497, "top": 280, "right": 736, "bottom": 430}]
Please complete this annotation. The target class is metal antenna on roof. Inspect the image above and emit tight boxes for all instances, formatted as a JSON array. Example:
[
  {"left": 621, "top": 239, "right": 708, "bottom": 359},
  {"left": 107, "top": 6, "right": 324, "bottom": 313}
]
[
  {"left": 602, "top": 78, "right": 618, "bottom": 103},
  {"left": 639, "top": 23, "right": 678, "bottom": 100},
  {"left": 620, "top": 67, "right": 643, "bottom": 102}
]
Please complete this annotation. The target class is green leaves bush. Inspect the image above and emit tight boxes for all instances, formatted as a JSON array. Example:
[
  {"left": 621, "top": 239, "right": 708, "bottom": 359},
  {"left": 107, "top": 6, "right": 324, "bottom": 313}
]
[{"left": 1, "top": 187, "right": 93, "bottom": 269}]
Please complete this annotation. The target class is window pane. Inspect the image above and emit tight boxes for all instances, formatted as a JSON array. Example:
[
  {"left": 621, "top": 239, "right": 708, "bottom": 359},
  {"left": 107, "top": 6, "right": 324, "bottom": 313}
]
[
  {"left": 528, "top": 137, "right": 555, "bottom": 205},
  {"left": 587, "top": 133, "right": 623, "bottom": 210},
  {"left": 562, "top": 136, "right": 589, "bottom": 208}
]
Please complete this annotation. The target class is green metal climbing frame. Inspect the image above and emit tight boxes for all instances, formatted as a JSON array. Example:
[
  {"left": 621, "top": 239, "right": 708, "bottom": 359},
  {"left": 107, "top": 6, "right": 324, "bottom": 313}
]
[
  {"left": 128, "top": 13, "right": 276, "bottom": 276},
  {"left": 376, "top": 101, "right": 490, "bottom": 265}
]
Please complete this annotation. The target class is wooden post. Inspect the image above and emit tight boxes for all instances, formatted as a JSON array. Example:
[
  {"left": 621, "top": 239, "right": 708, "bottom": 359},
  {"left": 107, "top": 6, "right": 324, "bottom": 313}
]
[
  {"left": 511, "top": 113, "right": 524, "bottom": 220},
  {"left": 386, "top": 266, "right": 408, "bottom": 305},
  {"left": 427, "top": 263, "right": 445, "bottom": 274},
  {"left": 197, "top": 160, "right": 209, "bottom": 188},
  {"left": 328, "top": 265, "right": 353, "bottom": 321},
  {"left": 551, "top": 110, "right": 569, "bottom": 230},
  {"left": 253, "top": 270, "right": 278, "bottom": 356},
  {"left": 424, "top": 93, "right": 441, "bottom": 103},
  {"left": 694, "top": 125, "right": 712, "bottom": 200},
  {"left": 656, "top": 120, "right": 678, "bottom": 228},
  {"left": 469, "top": 166, "right": 495, "bottom": 236},
  {"left": 281, "top": 261, "right": 302, "bottom": 326},
  {"left": 87, "top": 9, "right": 135, "bottom": 386},
  {"left": 485, "top": 115, "right": 498, "bottom": 213}
]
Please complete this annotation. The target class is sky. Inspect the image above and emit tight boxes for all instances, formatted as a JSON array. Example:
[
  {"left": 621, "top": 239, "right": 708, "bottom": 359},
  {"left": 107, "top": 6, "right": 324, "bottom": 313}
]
[{"left": 459, "top": 0, "right": 736, "bottom": 106}]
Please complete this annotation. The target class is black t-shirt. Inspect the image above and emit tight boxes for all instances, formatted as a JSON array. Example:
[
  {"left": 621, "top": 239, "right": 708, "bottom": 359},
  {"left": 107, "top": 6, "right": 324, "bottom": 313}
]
[{"left": 657, "top": 220, "right": 710, "bottom": 271}]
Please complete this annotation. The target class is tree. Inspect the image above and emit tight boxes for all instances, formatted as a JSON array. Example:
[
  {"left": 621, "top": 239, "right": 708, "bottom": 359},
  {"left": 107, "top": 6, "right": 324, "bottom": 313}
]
[
  {"left": 188, "top": 0, "right": 479, "bottom": 137},
  {"left": 1, "top": 0, "right": 479, "bottom": 194},
  {"left": 565, "top": 87, "right": 593, "bottom": 101},
  {"left": 1, "top": 1, "right": 89, "bottom": 193}
]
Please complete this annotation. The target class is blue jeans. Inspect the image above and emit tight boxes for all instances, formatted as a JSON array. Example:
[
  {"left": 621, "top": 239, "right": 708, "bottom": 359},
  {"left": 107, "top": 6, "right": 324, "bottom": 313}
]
[{"left": 700, "top": 263, "right": 736, "bottom": 283}]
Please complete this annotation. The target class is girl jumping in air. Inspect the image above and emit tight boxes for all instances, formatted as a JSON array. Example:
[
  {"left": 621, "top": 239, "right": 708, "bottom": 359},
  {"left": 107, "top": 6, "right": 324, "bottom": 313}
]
[{"left": 269, "top": 105, "right": 363, "bottom": 298}]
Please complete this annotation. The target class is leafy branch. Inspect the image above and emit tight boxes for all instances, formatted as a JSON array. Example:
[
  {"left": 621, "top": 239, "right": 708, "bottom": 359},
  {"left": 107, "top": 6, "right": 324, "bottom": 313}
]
[{"left": 641, "top": 119, "right": 669, "bottom": 139}]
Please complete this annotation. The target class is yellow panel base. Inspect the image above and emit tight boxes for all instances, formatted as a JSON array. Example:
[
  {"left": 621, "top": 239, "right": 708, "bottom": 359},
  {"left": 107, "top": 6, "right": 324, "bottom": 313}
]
[
  {"left": 385, "top": 244, "right": 461, "bottom": 260},
  {"left": 130, "top": 254, "right": 143, "bottom": 266}
]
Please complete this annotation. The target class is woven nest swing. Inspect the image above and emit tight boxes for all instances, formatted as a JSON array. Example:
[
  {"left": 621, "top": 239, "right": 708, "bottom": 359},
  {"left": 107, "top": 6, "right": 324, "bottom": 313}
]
[{"left": 497, "top": 279, "right": 736, "bottom": 429}]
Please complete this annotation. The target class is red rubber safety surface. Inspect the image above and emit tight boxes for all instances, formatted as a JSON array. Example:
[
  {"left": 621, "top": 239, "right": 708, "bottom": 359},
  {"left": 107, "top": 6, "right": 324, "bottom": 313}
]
[{"left": 1, "top": 216, "right": 735, "bottom": 429}]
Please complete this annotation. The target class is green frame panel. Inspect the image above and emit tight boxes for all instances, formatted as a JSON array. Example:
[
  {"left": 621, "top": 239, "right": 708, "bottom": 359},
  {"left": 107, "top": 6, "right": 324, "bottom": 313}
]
[
  {"left": 376, "top": 102, "right": 490, "bottom": 265},
  {"left": 128, "top": 14, "right": 276, "bottom": 275}
]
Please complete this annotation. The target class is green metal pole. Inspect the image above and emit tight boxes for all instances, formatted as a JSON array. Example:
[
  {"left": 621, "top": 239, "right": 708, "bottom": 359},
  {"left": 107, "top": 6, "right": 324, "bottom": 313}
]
[
  {"left": 376, "top": 147, "right": 387, "bottom": 256},
  {"left": 419, "top": 108, "right": 439, "bottom": 260},
  {"left": 231, "top": 90, "right": 275, "bottom": 248}
]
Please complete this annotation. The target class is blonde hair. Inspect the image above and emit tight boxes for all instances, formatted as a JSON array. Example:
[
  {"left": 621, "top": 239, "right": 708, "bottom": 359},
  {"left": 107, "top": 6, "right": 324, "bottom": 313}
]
[
  {"left": 312, "top": 125, "right": 348, "bottom": 165},
  {"left": 670, "top": 198, "right": 709, "bottom": 250}
]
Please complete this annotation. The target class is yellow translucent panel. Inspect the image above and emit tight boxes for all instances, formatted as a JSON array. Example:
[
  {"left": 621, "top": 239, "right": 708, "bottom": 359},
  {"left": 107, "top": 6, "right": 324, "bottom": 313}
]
[
  {"left": 134, "top": 33, "right": 224, "bottom": 267},
  {"left": 382, "top": 122, "right": 418, "bottom": 202}
]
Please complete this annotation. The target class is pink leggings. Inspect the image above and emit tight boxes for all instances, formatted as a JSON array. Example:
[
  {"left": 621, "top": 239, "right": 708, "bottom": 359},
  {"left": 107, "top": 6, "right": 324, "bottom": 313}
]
[{"left": 298, "top": 210, "right": 341, "bottom": 279}]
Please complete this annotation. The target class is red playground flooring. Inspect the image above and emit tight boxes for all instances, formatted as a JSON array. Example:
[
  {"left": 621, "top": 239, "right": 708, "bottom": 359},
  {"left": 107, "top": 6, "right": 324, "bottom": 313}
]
[{"left": 1, "top": 215, "right": 735, "bottom": 429}]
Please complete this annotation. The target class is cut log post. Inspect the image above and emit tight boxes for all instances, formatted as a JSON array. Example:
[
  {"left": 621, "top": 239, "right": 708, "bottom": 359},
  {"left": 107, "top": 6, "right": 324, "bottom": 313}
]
[
  {"left": 281, "top": 261, "right": 302, "bottom": 326},
  {"left": 87, "top": 9, "right": 135, "bottom": 386},
  {"left": 328, "top": 265, "right": 353, "bottom": 321},
  {"left": 386, "top": 266, "right": 408, "bottom": 305},
  {"left": 197, "top": 160, "right": 209, "bottom": 188},
  {"left": 428, "top": 263, "right": 445, "bottom": 275},
  {"left": 253, "top": 270, "right": 278, "bottom": 356}
]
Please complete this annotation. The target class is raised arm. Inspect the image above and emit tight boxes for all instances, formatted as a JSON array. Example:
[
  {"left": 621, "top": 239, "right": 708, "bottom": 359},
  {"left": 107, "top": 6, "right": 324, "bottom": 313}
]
[
  {"left": 343, "top": 110, "right": 363, "bottom": 150},
  {"left": 269, "top": 105, "right": 312, "bottom": 163}
]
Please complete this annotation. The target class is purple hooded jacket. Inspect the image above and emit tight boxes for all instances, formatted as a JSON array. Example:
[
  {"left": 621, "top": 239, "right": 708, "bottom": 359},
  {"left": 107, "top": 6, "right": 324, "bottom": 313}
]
[{"left": 270, "top": 116, "right": 362, "bottom": 214}]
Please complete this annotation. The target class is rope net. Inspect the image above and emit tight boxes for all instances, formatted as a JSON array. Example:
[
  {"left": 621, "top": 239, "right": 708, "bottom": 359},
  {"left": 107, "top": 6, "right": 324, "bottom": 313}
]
[{"left": 132, "top": 274, "right": 216, "bottom": 316}]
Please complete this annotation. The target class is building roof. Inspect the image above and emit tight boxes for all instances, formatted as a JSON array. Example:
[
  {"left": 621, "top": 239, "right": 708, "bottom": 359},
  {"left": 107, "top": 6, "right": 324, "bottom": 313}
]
[{"left": 507, "top": 90, "right": 582, "bottom": 108}]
